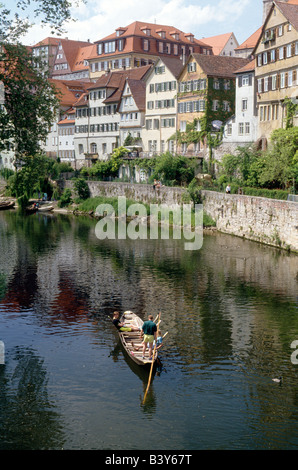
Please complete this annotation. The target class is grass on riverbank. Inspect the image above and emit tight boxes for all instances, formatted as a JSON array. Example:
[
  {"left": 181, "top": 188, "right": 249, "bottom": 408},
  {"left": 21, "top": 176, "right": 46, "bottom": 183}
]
[{"left": 75, "top": 196, "right": 216, "bottom": 228}]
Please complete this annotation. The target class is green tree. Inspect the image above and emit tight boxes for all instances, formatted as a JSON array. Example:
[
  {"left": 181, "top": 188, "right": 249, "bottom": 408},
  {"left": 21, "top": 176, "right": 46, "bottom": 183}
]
[
  {"left": 0, "top": 43, "right": 59, "bottom": 162},
  {"left": 0, "top": 0, "right": 81, "bottom": 42}
]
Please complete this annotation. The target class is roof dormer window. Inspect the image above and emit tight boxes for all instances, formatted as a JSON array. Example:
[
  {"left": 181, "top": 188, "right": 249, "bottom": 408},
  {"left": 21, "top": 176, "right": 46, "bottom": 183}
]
[
  {"left": 116, "top": 28, "right": 126, "bottom": 36},
  {"left": 185, "top": 33, "right": 194, "bottom": 43},
  {"left": 170, "top": 31, "right": 179, "bottom": 40},
  {"left": 157, "top": 30, "right": 166, "bottom": 39},
  {"left": 141, "top": 27, "right": 151, "bottom": 36}
]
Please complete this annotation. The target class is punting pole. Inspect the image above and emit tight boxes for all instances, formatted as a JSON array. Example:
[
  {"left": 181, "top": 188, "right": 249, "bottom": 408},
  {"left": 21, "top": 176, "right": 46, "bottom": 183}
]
[{"left": 143, "top": 312, "right": 161, "bottom": 404}]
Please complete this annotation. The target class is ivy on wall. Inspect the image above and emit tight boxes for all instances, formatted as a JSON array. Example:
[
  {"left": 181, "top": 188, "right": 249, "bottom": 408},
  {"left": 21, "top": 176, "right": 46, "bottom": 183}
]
[{"left": 171, "top": 76, "right": 236, "bottom": 146}]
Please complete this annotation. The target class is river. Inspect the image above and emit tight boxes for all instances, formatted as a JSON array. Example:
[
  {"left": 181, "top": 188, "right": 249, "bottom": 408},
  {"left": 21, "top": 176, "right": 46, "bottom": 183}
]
[{"left": 0, "top": 209, "right": 297, "bottom": 450}]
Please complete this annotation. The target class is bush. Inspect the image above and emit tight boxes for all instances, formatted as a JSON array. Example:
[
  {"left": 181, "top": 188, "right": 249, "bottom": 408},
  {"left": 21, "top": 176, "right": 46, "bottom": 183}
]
[
  {"left": 58, "top": 188, "right": 72, "bottom": 208},
  {"left": 73, "top": 178, "right": 90, "bottom": 200}
]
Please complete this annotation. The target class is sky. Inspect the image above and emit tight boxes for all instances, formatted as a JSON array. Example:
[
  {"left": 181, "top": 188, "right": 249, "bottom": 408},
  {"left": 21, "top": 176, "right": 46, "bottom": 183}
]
[{"left": 18, "top": 0, "right": 264, "bottom": 47}]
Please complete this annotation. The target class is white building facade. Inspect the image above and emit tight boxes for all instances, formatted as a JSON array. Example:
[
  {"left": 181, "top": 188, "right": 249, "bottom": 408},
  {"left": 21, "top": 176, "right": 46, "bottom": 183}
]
[
  {"left": 142, "top": 57, "right": 183, "bottom": 155},
  {"left": 220, "top": 60, "right": 258, "bottom": 154}
]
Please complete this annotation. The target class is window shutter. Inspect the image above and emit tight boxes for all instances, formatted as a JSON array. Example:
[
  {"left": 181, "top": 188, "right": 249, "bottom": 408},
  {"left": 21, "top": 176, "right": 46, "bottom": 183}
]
[
  {"left": 293, "top": 70, "right": 297, "bottom": 82},
  {"left": 238, "top": 76, "right": 242, "bottom": 87},
  {"left": 268, "top": 75, "right": 272, "bottom": 90},
  {"left": 277, "top": 73, "right": 280, "bottom": 89},
  {"left": 276, "top": 48, "right": 279, "bottom": 60},
  {"left": 285, "top": 72, "right": 288, "bottom": 87},
  {"left": 249, "top": 74, "right": 252, "bottom": 86},
  {"left": 291, "top": 42, "right": 295, "bottom": 56}
]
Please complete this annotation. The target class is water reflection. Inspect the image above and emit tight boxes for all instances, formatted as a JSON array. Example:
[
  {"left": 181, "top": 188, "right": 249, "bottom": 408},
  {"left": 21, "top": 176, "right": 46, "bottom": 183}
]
[
  {"left": 0, "top": 347, "right": 64, "bottom": 450},
  {"left": 0, "top": 210, "right": 297, "bottom": 449}
]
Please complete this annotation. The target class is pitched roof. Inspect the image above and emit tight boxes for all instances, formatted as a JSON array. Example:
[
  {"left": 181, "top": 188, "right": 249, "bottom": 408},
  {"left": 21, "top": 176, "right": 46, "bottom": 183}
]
[
  {"left": 72, "top": 44, "right": 94, "bottom": 72},
  {"left": 156, "top": 56, "right": 185, "bottom": 78},
  {"left": 124, "top": 78, "right": 146, "bottom": 111},
  {"left": 32, "top": 37, "right": 61, "bottom": 47},
  {"left": 235, "top": 59, "right": 255, "bottom": 74},
  {"left": 235, "top": 27, "right": 262, "bottom": 51},
  {"left": 87, "top": 64, "right": 151, "bottom": 92},
  {"left": 190, "top": 54, "right": 250, "bottom": 78},
  {"left": 275, "top": 1, "right": 298, "bottom": 30},
  {"left": 49, "top": 79, "right": 90, "bottom": 107},
  {"left": 96, "top": 20, "right": 208, "bottom": 47},
  {"left": 252, "top": 1, "right": 298, "bottom": 55},
  {"left": 57, "top": 38, "right": 93, "bottom": 70},
  {"left": 200, "top": 32, "right": 237, "bottom": 55},
  {"left": 103, "top": 65, "right": 152, "bottom": 103}
]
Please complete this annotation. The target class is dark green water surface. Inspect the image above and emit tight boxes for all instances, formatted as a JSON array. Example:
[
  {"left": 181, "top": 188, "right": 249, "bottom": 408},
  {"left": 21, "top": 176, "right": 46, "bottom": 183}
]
[{"left": 0, "top": 210, "right": 297, "bottom": 450}]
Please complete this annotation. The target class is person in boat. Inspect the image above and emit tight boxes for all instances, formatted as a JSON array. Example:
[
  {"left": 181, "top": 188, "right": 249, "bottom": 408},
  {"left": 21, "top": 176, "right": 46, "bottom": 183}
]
[
  {"left": 141, "top": 315, "right": 157, "bottom": 360},
  {"left": 132, "top": 329, "right": 163, "bottom": 351},
  {"left": 112, "top": 311, "right": 140, "bottom": 332}
]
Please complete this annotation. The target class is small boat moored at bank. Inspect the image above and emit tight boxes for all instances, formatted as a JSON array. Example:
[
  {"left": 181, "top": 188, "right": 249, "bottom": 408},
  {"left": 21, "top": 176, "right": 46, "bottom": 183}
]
[{"left": 0, "top": 201, "right": 15, "bottom": 210}]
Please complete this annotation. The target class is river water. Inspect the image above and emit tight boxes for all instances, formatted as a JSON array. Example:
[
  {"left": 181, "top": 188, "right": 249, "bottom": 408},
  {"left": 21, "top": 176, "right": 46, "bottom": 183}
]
[{"left": 0, "top": 209, "right": 297, "bottom": 451}]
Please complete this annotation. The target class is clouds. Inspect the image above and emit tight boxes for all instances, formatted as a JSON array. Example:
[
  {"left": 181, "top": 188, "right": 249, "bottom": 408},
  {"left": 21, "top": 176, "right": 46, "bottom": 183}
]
[{"left": 21, "top": 0, "right": 260, "bottom": 46}]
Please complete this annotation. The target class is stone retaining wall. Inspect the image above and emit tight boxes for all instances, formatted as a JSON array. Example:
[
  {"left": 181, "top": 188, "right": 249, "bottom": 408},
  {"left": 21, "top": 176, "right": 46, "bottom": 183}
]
[
  {"left": 64, "top": 180, "right": 298, "bottom": 251},
  {"left": 201, "top": 190, "right": 298, "bottom": 252}
]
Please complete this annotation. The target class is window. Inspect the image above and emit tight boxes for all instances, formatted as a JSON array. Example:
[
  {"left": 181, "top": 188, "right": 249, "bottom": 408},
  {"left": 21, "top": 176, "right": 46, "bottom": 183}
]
[
  {"left": 242, "top": 99, "right": 248, "bottom": 111},
  {"left": 264, "top": 76, "right": 269, "bottom": 92},
  {"left": 187, "top": 62, "right": 196, "bottom": 72},
  {"left": 280, "top": 72, "right": 285, "bottom": 88},
  {"left": 278, "top": 25, "right": 283, "bottom": 37},
  {"left": 242, "top": 75, "right": 249, "bottom": 86},
  {"left": 288, "top": 70, "right": 293, "bottom": 87},
  {"left": 287, "top": 44, "right": 292, "bottom": 58},
  {"left": 104, "top": 41, "right": 116, "bottom": 53},
  {"left": 227, "top": 123, "right": 232, "bottom": 135},
  {"left": 238, "top": 122, "right": 244, "bottom": 135},
  {"left": 118, "top": 39, "right": 123, "bottom": 51},
  {"left": 213, "top": 80, "right": 220, "bottom": 90},
  {"left": 296, "top": 42, "right": 298, "bottom": 55},
  {"left": 245, "top": 122, "right": 250, "bottom": 134},
  {"left": 272, "top": 74, "right": 277, "bottom": 90},
  {"left": 180, "top": 121, "right": 186, "bottom": 132},
  {"left": 258, "top": 54, "right": 262, "bottom": 66},
  {"left": 91, "top": 143, "right": 97, "bottom": 153},
  {"left": 212, "top": 100, "right": 219, "bottom": 111},
  {"left": 279, "top": 46, "right": 284, "bottom": 59},
  {"left": 258, "top": 78, "right": 262, "bottom": 93},
  {"left": 263, "top": 52, "right": 267, "bottom": 64},
  {"left": 271, "top": 49, "right": 275, "bottom": 62},
  {"left": 143, "top": 39, "right": 149, "bottom": 51}
]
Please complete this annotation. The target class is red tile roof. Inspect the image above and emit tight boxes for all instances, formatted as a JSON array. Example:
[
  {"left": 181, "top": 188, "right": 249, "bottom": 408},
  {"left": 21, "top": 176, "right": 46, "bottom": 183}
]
[
  {"left": 124, "top": 78, "right": 146, "bottom": 111},
  {"left": 32, "top": 37, "right": 61, "bottom": 47},
  {"left": 275, "top": 1, "right": 298, "bottom": 30},
  {"left": 88, "top": 21, "right": 212, "bottom": 60},
  {"left": 97, "top": 21, "right": 208, "bottom": 46},
  {"left": 191, "top": 54, "right": 250, "bottom": 78},
  {"left": 53, "top": 38, "right": 94, "bottom": 71},
  {"left": 200, "top": 32, "right": 237, "bottom": 55},
  {"left": 235, "top": 27, "right": 262, "bottom": 51},
  {"left": 49, "top": 79, "right": 90, "bottom": 107},
  {"left": 235, "top": 59, "right": 255, "bottom": 74}
]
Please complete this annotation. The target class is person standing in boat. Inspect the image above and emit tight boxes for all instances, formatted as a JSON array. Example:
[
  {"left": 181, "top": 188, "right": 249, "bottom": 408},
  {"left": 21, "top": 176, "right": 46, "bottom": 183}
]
[
  {"left": 112, "top": 311, "right": 140, "bottom": 332},
  {"left": 141, "top": 315, "right": 157, "bottom": 360}
]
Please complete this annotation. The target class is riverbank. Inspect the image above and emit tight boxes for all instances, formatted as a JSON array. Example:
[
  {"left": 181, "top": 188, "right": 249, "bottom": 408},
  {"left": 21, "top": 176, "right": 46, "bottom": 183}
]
[{"left": 60, "top": 180, "right": 298, "bottom": 253}]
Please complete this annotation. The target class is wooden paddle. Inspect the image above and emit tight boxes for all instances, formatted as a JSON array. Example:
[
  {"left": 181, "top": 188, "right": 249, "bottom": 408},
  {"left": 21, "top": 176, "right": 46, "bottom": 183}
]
[{"left": 143, "top": 312, "right": 161, "bottom": 404}]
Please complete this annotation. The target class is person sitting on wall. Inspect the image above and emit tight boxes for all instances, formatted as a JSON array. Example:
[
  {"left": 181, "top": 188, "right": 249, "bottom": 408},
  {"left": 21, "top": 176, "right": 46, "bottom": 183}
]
[{"left": 226, "top": 184, "right": 231, "bottom": 194}]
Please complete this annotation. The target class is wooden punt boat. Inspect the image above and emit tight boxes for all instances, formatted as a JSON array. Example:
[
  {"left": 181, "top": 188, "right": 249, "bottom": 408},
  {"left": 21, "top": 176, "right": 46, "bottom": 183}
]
[
  {"left": 0, "top": 201, "right": 15, "bottom": 210},
  {"left": 37, "top": 204, "right": 54, "bottom": 212},
  {"left": 118, "top": 311, "right": 158, "bottom": 366}
]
